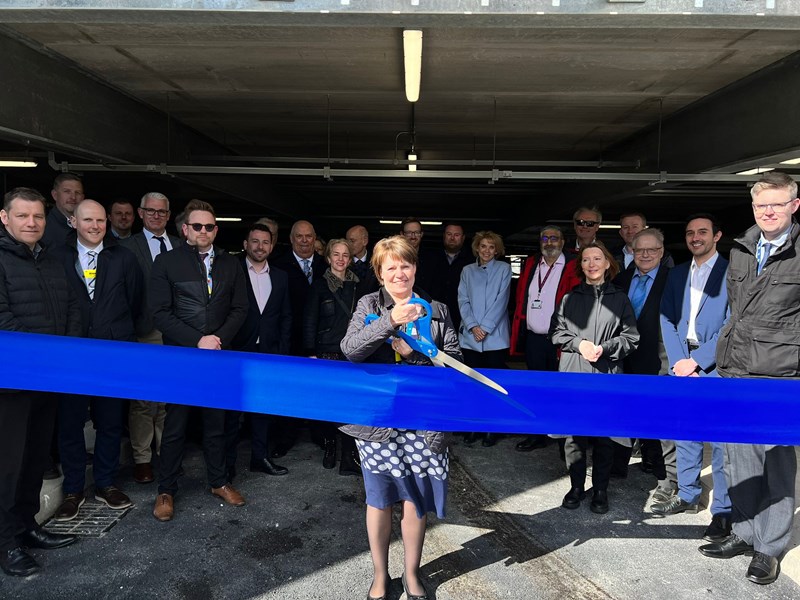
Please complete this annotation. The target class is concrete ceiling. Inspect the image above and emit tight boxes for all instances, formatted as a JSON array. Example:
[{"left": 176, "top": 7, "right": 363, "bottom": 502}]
[{"left": 2, "top": 4, "right": 800, "bottom": 251}]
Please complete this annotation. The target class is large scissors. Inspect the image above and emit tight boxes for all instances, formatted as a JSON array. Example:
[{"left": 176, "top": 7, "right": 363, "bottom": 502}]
[{"left": 366, "top": 297, "right": 508, "bottom": 395}]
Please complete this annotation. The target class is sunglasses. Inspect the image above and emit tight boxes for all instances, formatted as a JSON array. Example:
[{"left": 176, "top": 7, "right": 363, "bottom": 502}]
[
  {"left": 575, "top": 219, "right": 599, "bottom": 228},
  {"left": 187, "top": 223, "right": 216, "bottom": 232}
]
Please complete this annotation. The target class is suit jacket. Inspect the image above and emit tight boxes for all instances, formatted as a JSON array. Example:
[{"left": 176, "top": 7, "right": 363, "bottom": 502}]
[
  {"left": 232, "top": 255, "right": 292, "bottom": 355},
  {"left": 418, "top": 246, "right": 474, "bottom": 331},
  {"left": 614, "top": 265, "right": 670, "bottom": 375},
  {"left": 660, "top": 255, "right": 729, "bottom": 376},
  {"left": 120, "top": 230, "right": 181, "bottom": 336},
  {"left": 349, "top": 252, "right": 379, "bottom": 294},
  {"left": 54, "top": 232, "right": 143, "bottom": 341},
  {"left": 270, "top": 251, "right": 327, "bottom": 355}
]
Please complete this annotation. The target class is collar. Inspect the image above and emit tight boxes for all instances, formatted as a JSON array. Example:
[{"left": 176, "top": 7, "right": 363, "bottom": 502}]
[
  {"left": 759, "top": 226, "right": 791, "bottom": 251},
  {"left": 691, "top": 251, "right": 719, "bottom": 272},
  {"left": 144, "top": 228, "right": 167, "bottom": 241},
  {"left": 77, "top": 239, "right": 103, "bottom": 256},
  {"left": 353, "top": 250, "right": 368, "bottom": 262},
  {"left": 540, "top": 253, "right": 565, "bottom": 268},
  {"left": 623, "top": 245, "right": 634, "bottom": 257},
  {"left": 246, "top": 257, "right": 269, "bottom": 274},
  {"left": 634, "top": 265, "right": 659, "bottom": 280},
  {"left": 293, "top": 251, "right": 314, "bottom": 264}
]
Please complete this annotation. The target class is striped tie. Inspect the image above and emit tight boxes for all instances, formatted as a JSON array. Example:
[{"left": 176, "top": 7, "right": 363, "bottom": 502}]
[
  {"left": 86, "top": 250, "right": 97, "bottom": 300},
  {"left": 302, "top": 258, "right": 312, "bottom": 284}
]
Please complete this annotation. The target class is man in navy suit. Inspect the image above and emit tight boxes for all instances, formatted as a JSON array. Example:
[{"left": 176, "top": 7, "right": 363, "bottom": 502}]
[
  {"left": 612, "top": 229, "right": 675, "bottom": 497},
  {"left": 654, "top": 214, "right": 731, "bottom": 544},
  {"left": 227, "top": 223, "right": 292, "bottom": 478}
]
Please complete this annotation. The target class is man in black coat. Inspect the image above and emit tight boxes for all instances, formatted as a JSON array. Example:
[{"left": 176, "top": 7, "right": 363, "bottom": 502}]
[
  {"left": 346, "top": 224, "right": 379, "bottom": 293},
  {"left": 41, "top": 173, "right": 84, "bottom": 249},
  {"left": 612, "top": 228, "right": 676, "bottom": 498},
  {"left": 51, "top": 200, "right": 143, "bottom": 523},
  {"left": 150, "top": 200, "right": 248, "bottom": 522},
  {"left": 0, "top": 187, "right": 81, "bottom": 577},
  {"left": 227, "top": 223, "right": 292, "bottom": 478}
]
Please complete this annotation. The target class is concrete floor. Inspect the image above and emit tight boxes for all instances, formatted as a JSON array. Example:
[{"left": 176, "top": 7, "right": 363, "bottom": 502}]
[{"left": 2, "top": 434, "right": 799, "bottom": 600}]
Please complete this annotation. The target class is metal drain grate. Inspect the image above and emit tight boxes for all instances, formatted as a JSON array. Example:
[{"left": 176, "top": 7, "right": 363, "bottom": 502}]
[{"left": 43, "top": 502, "right": 132, "bottom": 537}]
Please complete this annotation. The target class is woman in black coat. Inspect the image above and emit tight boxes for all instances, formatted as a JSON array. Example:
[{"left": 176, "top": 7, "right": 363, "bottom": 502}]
[
  {"left": 303, "top": 238, "right": 364, "bottom": 474},
  {"left": 549, "top": 242, "right": 639, "bottom": 515}
]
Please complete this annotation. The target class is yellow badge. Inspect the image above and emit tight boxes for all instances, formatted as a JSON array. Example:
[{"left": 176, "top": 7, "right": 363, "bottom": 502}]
[{"left": 83, "top": 269, "right": 96, "bottom": 279}]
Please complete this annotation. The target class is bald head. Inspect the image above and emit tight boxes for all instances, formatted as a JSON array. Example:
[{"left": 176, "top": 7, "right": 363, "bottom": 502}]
[
  {"left": 72, "top": 199, "right": 107, "bottom": 248},
  {"left": 346, "top": 225, "right": 369, "bottom": 259}
]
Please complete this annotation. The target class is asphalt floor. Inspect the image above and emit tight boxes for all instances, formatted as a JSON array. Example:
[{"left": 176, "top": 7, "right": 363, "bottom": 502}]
[{"left": 2, "top": 433, "right": 799, "bottom": 600}]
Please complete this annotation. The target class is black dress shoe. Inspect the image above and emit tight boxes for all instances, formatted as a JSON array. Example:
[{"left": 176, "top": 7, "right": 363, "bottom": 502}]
[
  {"left": 481, "top": 433, "right": 499, "bottom": 447},
  {"left": 590, "top": 489, "right": 609, "bottom": 514},
  {"left": 250, "top": 458, "right": 288, "bottom": 476},
  {"left": 652, "top": 484, "right": 677, "bottom": 504},
  {"left": 515, "top": 435, "right": 550, "bottom": 452},
  {"left": 19, "top": 527, "right": 77, "bottom": 550},
  {"left": 462, "top": 433, "right": 480, "bottom": 445},
  {"left": 699, "top": 533, "right": 754, "bottom": 559},
  {"left": 561, "top": 487, "right": 585, "bottom": 510},
  {"left": 746, "top": 552, "right": 780, "bottom": 585},
  {"left": 703, "top": 514, "right": 732, "bottom": 543},
  {"left": 651, "top": 495, "right": 699, "bottom": 517},
  {"left": 0, "top": 547, "right": 40, "bottom": 577},
  {"left": 322, "top": 438, "right": 336, "bottom": 469}
]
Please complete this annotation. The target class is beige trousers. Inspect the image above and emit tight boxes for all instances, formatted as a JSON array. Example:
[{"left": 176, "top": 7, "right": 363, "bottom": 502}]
[{"left": 129, "top": 329, "right": 167, "bottom": 464}]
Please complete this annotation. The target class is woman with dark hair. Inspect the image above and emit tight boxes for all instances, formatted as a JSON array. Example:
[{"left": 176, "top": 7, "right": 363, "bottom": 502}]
[
  {"left": 457, "top": 230, "right": 512, "bottom": 447},
  {"left": 549, "top": 242, "right": 639, "bottom": 514},
  {"left": 340, "top": 235, "right": 461, "bottom": 600},
  {"left": 303, "top": 238, "right": 364, "bottom": 475}
]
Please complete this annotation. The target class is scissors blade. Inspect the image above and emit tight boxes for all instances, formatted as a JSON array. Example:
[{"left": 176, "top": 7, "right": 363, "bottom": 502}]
[{"left": 433, "top": 351, "right": 509, "bottom": 395}]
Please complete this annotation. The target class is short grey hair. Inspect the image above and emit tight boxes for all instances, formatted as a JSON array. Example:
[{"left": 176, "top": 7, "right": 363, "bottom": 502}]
[
  {"left": 632, "top": 228, "right": 664, "bottom": 247},
  {"left": 572, "top": 206, "right": 602, "bottom": 223},
  {"left": 140, "top": 192, "right": 170, "bottom": 210}
]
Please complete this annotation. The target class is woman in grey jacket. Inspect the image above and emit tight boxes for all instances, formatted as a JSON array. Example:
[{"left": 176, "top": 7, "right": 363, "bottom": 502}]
[
  {"left": 340, "top": 235, "right": 461, "bottom": 600},
  {"left": 550, "top": 242, "right": 639, "bottom": 514}
]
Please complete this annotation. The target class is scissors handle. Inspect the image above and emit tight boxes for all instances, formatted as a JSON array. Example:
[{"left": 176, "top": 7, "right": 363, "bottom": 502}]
[{"left": 364, "top": 298, "right": 438, "bottom": 357}]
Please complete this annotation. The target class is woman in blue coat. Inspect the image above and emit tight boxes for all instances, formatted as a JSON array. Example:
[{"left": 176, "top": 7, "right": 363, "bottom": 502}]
[{"left": 457, "top": 231, "right": 512, "bottom": 446}]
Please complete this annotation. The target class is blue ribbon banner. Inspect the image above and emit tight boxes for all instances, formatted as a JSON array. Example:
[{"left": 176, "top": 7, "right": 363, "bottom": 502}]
[{"left": 1, "top": 331, "right": 798, "bottom": 445}]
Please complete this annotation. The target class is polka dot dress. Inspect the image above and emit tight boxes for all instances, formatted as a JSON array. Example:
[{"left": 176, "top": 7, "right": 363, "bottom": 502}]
[{"left": 356, "top": 429, "right": 449, "bottom": 519}]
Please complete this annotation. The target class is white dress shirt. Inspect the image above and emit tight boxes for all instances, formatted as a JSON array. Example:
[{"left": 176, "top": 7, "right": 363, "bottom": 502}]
[{"left": 686, "top": 251, "right": 719, "bottom": 343}]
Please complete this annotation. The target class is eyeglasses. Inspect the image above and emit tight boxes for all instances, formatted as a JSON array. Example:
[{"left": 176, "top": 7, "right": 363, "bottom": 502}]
[
  {"left": 187, "top": 223, "right": 216, "bottom": 232},
  {"left": 633, "top": 246, "right": 663, "bottom": 256},
  {"left": 752, "top": 200, "right": 796, "bottom": 214},
  {"left": 575, "top": 219, "right": 599, "bottom": 228},
  {"left": 403, "top": 231, "right": 422, "bottom": 237},
  {"left": 142, "top": 208, "right": 169, "bottom": 218},
  {"left": 540, "top": 236, "right": 562, "bottom": 243}
]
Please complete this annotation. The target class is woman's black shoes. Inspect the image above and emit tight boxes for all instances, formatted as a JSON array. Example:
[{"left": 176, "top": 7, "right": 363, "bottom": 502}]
[{"left": 401, "top": 572, "right": 429, "bottom": 600}]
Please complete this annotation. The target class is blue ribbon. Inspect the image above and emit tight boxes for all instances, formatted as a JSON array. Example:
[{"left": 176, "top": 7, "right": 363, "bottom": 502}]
[{"left": 2, "top": 330, "right": 799, "bottom": 445}]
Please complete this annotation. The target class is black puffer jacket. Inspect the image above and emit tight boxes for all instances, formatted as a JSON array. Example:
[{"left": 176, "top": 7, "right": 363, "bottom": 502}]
[
  {"left": 717, "top": 221, "right": 800, "bottom": 379},
  {"left": 339, "top": 288, "right": 462, "bottom": 453},
  {"left": 0, "top": 225, "right": 81, "bottom": 337},
  {"left": 303, "top": 270, "right": 364, "bottom": 355},
  {"left": 150, "top": 242, "right": 248, "bottom": 348}
]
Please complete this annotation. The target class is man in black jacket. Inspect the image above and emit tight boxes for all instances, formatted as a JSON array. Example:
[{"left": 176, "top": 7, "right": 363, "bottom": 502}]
[
  {"left": 150, "top": 200, "right": 248, "bottom": 522},
  {"left": 42, "top": 173, "right": 84, "bottom": 248},
  {"left": 420, "top": 222, "right": 473, "bottom": 332},
  {"left": 51, "top": 200, "right": 143, "bottom": 523},
  {"left": 227, "top": 223, "right": 291, "bottom": 478},
  {"left": 0, "top": 187, "right": 81, "bottom": 577}
]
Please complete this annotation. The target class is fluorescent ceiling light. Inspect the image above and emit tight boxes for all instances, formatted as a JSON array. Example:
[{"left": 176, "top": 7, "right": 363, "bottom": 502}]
[
  {"left": 0, "top": 160, "right": 37, "bottom": 168},
  {"left": 598, "top": 224, "right": 620, "bottom": 229},
  {"left": 408, "top": 152, "right": 417, "bottom": 172},
  {"left": 216, "top": 217, "right": 242, "bottom": 222},
  {"left": 403, "top": 30, "right": 423, "bottom": 103},
  {"left": 380, "top": 220, "right": 402, "bottom": 225},
  {"left": 736, "top": 167, "right": 774, "bottom": 175},
  {"left": 780, "top": 157, "right": 800, "bottom": 165},
  {"left": 421, "top": 221, "right": 442, "bottom": 226}
]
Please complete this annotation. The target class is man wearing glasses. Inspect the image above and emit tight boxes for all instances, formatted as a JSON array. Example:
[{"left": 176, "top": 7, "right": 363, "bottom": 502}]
[
  {"left": 150, "top": 199, "right": 248, "bottom": 522},
  {"left": 511, "top": 225, "right": 577, "bottom": 452},
  {"left": 611, "top": 229, "right": 675, "bottom": 492},
  {"left": 570, "top": 206, "right": 602, "bottom": 255},
  {"left": 657, "top": 214, "right": 731, "bottom": 548},
  {"left": 120, "top": 192, "right": 180, "bottom": 485},
  {"left": 701, "top": 172, "right": 800, "bottom": 585}
]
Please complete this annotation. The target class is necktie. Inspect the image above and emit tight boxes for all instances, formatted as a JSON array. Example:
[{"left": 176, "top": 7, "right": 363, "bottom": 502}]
[
  {"left": 199, "top": 252, "right": 212, "bottom": 295},
  {"left": 86, "top": 250, "right": 97, "bottom": 300},
  {"left": 154, "top": 235, "right": 168, "bottom": 255},
  {"left": 631, "top": 273, "right": 648, "bottom": 318},
  {"left": 302, "top": 258, "right": 312, "bottom": 284},
  {"left": 757, "top": 242, "right": 771, "bottom": 275}
]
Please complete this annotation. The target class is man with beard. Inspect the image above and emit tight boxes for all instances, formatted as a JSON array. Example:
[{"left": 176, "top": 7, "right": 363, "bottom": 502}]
[
  {"left": 510, "top": 225, "right": 580, "bottom": 452},
  {"left": 423, "top": 222, "right": 473, "bottom": 332}
]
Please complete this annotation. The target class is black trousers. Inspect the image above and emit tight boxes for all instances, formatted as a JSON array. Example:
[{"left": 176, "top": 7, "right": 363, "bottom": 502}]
[
  {"left": 524, "top": 332, "right": 559, "bottom": 372},
  {"left": 158, "top": 404, "right": 227, "bottom": 495},
  {"left": 612, "top": 438, "right": 668, "bottom": 480},
  {"left": 462, "top": 348, "right": 507, "bottom": 370},
  {"left": 0, "top": 392, "right": 57, "bottom": 551},
  {"left": 564, "top": 436, "right": 615, "bottom": 492}
]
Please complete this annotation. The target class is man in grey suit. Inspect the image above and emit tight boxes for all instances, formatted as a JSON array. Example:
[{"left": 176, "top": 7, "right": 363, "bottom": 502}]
[
  {"left": 702, "top": 172, "right": 800, "bottom": 586},
  {"left": 120, "top": 192, "right": 180, "bottom": 484}
]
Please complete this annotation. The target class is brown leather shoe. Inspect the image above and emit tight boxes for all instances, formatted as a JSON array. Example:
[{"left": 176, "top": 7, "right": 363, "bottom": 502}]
[
  {"left": 133, "top": 463, "right": 154, "bottom": 484},
  {"left": 153, "top": 493, "right": 174, "bottom": 522},
  {"left": 211, "top": 484, "right": 245, "bottom": 507},
  {"left": 54, "top": 493, "right": 85, "bottom": 522},
  {"left": 95, "top": 486, "right": 132, "bottom": 509}
]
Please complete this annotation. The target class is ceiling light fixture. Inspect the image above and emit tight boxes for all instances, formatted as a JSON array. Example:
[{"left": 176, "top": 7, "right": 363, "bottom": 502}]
[
  {"left": 779, "top": 157, "right": 800, "bottom": 165},
  {"left": 216, "top": 217, "right": 242, "bottom": 222},
  {"left": 0, "top": 159, "right": 37, "bottom": 168},
  {"left": 403, "top": 30, "right": 423, "bottom": 103},
  {"left": 408, "top": 152, "right": 418, "bottom": 172},
  {"left": 736, "top": 167, "right": 775, "bottom": 175}
]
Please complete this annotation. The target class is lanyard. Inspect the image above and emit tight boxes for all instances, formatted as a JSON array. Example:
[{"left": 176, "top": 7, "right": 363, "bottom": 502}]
[{"left": 536, "top": 260, "right": 556, "bottom": 297}]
